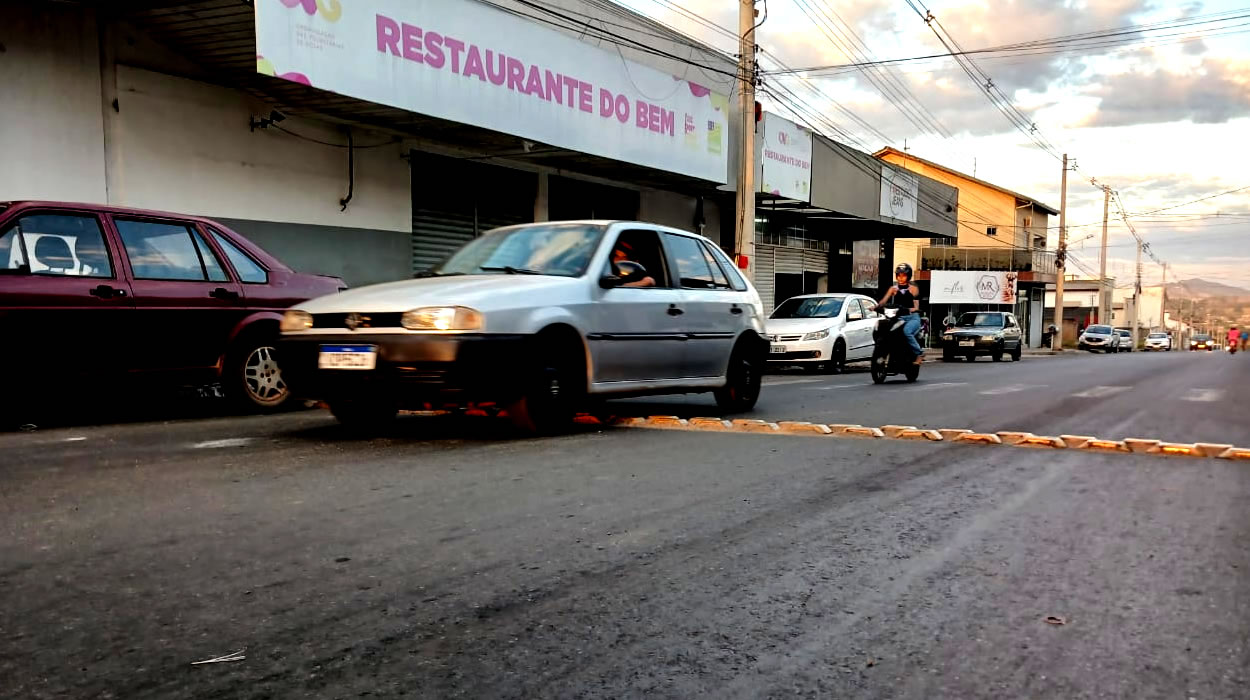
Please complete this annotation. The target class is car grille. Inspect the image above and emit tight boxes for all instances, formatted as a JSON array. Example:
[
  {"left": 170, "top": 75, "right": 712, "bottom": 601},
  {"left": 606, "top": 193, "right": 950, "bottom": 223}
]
[
  {"left": 394, "top": 363, "right": 451, "bottom": 384},
  {"left": 770, "top": 334, "right": 804, "bottom": 342},
  {"left": 312, "top": 312, "right": 403, "bottom": 329}
]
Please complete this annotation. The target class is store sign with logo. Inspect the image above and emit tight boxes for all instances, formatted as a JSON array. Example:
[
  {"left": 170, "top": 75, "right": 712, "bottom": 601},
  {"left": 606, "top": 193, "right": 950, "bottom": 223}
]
[
  {"left": 758, "top": 112, "right": 812, "bottom": 201},
  {"left": 255, "top": 0, "right": 730, "bottom": 182},
  {"left": 880, "top": 165, "right": 919, "bottom": 223},
  {"left": 931, "top": 271, "right": 1019, "bottom": 305}
]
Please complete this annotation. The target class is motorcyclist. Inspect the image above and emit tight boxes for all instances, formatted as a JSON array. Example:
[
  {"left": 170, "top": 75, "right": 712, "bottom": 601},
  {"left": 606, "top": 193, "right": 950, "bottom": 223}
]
[
  {"left": 875, "top": 263, "right": 924, "bottom": 364},
  {"left": 1229, "top": 326, "right": 1241, "bottom": 352}
]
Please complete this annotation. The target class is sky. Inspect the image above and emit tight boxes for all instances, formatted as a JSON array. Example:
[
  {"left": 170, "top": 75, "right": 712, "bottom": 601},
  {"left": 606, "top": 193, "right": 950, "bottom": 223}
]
[{"left": 615, "top": 0, "right": 1250, "bottom": 291}]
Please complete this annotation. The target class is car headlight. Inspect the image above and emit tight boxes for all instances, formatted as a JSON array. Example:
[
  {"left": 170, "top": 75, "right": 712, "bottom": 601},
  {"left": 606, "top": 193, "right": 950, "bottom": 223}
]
[
  {"left": 280, "top": 310, "right": 313, "bottom": 332},
  {"left": 803, "top": 329, "right": 831, "bottom": 341},
  {"left": 401, "top": 306, "right": 483, "bottom": 331}
]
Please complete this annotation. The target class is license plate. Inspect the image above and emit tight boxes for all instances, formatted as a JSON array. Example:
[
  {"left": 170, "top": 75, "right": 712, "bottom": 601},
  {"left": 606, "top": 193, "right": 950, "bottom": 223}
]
[
  {"left": 959, "top": 340, "right": 975, "bottom": 347},
  {"left": 318, "top": 344, "right": 377, "bottom": 370},
  {"left": 770, "top": 345, "right": 787, "bottom": 354}
]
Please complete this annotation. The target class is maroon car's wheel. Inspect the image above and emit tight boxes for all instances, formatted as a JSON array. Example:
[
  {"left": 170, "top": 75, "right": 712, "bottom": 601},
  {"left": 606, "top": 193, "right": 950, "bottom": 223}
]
[{"left": 226, "top": 337, "right": 291, "bottom": 412}]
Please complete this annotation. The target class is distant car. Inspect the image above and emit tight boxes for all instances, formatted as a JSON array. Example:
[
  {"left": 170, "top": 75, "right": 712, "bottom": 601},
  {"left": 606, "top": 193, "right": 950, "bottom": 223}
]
[
  {"left": 765, "top": 293, "right": 880, "bottom": 373},
  {"left": 1078, "top": 324, "right": 1119, "bottom": 353},
  {"left": 280, "top": 221, "right": 768, "bottom": 432},
  {"left": 1113, "top": 328, "right": 1133, "bottom": 352},
  {"left": 941, "top": 311, "right": 1024, "bottom": 362},
  {"left": 1143, "top": 332, "right": 1171, "bottom": 351},
  {"left": 1190, "top": 334, "right": 1214, "bottom": 351},
  {"left": 0, "top": 200, "right": 345, "bottom": 411}
]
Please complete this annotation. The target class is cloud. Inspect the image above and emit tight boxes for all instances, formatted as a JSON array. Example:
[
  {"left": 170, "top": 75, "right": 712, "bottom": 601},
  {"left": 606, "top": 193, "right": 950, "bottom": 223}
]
[{"left": 1080, "top": 58, "right": 1250, "bottom": 127}]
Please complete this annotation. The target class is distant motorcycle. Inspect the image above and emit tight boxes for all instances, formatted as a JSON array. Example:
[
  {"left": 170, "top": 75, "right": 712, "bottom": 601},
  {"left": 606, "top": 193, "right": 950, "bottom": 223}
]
[{"left": 871, "top": 307, "right": 920, "bottom": 384}]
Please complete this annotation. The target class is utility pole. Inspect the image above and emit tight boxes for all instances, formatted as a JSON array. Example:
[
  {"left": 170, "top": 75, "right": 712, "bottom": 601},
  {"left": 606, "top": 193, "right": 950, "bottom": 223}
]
[
  {"left": 1098, "top": 185, "right": 1111, "bottom": 324},
  {"left": 734, "top": 0, "right": 757, "bottom": 281},
  {"left": 1132, "top": 238, "right": 1143, "bottom": 348},
  {"left": 1051, "top": 154, "right": 1069, "bottom": 350}
]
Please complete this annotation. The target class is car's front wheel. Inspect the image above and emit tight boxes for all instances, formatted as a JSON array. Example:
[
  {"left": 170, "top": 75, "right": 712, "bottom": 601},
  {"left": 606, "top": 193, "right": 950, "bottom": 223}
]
[
  {"left": 225, "top": 334, "right": 291, "bottom": 412},
  {"left": 715, "top": 339, "right": 763, "bottom": 412},
  {"left": 507, "top": 334, "right": 584, "bottom": 434},
  {"left": 823, "top": 340, "right": 846, "bottom": 374}
]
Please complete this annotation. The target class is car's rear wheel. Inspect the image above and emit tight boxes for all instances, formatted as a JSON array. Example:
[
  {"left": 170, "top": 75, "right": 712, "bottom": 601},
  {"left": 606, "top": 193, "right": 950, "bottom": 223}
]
[
  {"left": 942, "top": 348, "right": 956, "bottom": 362},
  {"left": 715, "top": 339, "right": 763, "bottom": 412},
  {"left": 225, "top": 333, "right": 291, "bottom": 412},
  {"left": 507, "top": 333, "right": 584, "bottom": 434}
]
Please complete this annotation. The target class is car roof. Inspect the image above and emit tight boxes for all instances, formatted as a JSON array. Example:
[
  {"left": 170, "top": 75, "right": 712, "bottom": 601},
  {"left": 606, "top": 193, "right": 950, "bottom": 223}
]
[
  {"left": 488, "top": 219, "right": 718, "bottom": 243},
  {"left": 782, "top": 293, "right": 860, "bottom": 300}
]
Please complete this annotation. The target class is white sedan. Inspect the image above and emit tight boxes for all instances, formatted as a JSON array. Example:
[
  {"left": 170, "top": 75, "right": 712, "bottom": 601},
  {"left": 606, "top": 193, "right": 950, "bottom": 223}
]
[{"left": 765, "top": 293, "right": 881, "bottom": 373}]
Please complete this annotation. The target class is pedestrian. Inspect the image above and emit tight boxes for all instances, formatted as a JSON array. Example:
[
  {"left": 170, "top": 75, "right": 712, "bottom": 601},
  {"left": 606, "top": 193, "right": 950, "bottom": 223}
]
[{"left": 610, "top": 240, "right": 655, "bottom": 288}]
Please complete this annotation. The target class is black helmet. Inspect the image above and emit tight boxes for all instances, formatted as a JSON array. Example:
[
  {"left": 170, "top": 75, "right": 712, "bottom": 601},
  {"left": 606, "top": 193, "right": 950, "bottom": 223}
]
[{"left": 895, "top": 262, "right": 913, "bottom": 282}]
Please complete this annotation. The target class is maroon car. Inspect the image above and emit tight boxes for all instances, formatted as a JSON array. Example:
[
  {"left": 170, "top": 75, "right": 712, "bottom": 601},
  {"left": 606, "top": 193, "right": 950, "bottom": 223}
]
[{"left": 0, "top": 201, "right": 344, "bottom": 412}]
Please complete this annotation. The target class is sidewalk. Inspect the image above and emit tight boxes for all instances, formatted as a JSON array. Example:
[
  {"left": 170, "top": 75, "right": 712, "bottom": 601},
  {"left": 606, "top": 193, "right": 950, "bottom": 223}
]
[{"left": 923, "top": 347, "right": 1065, "bottom": 358}]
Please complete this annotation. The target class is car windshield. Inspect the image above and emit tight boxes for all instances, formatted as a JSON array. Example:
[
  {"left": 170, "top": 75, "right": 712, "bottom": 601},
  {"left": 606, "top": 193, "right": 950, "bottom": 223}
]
[
  {"left": 1148, "top": 333, "right": 1167, "bottom": 338},
  {"left": 959, "top": 313, "right": 1004, "bottom": 328},
  {"left": 1087, "top": 325, "right": 1112, "bottom": 334},
  {"left": 434, "top": 223, "right": 604, "bottom": 277},
  {"left": 1195, "top": 335, "right": 1212, "bottom": 341},
  {"left": 771, "top": 296, "right": 845, "bottom": 319}
]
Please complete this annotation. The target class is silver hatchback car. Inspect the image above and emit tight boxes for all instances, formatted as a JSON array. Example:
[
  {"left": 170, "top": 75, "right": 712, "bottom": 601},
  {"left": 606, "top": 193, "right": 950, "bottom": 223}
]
[{"left": 280, "top": 221, "right": 768, "bottom": 432}]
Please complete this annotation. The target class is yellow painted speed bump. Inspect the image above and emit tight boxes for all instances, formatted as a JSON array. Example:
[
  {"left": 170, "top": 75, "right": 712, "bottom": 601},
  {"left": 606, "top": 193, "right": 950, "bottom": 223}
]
[
  {"left": 1015, "top": 435, "right": 1067, "bottom": 449},
  {"left": 896, "top": 428, "right": 944, "bottom": 441},
  {"left": 840, "top": 426, "right": 885, "bottom": 438},
  {"left": 881, "top": 425, "right": 917, "bottom": 438},
  {"left": 611, "top": 416, "right": 649, "bottom": 427},
  {"left": 939, "top": 429, "right": 973, "bottom": 441},
  {"left": 1081, "top": 438, "right": 1130, "bottom": 453},
  {"left": 647, "top": 416, "right": 688, "bottom": 428},
  {"left": 1151, "top": 442, "right": 1203, "bottom": 457},
  {"left": 1195, "top": 443, "right": 1234, "bottom": 458},
  {"left": 996, "top": 431, "right": 1035, "bottom": 445},
  {"left": 1124, "top": 438, "right": 1161, "bottom": 454},
  {"left": 777, "top": 421, "right": 833, "bottom": 435},
  {"left": 1219, "top": 448, "right": 1250, "bottom": 461},
  {"left": 955, "top": 432, "right": 1003, "bottom": 445},
  {"left": 732, "top": 419, "right": 779, "bottom": 433},
  {"left": 574, "top": 413, "right": 603, "bottom": 425},
  {"left": 1060, "top": 435, "right": 1097, "bottom": 449},
  {"left": 688, "top": 417, "right": 732, "bottom": 431}
]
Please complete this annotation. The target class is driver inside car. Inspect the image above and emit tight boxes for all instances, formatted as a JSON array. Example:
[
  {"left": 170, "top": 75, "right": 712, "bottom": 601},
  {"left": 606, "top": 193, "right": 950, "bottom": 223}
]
[{"left": 611, "top": 240, "right": 655, "bottom": 288}]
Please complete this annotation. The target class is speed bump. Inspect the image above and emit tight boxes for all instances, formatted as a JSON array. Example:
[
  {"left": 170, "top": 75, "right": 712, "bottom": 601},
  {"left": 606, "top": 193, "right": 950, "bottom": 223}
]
[
  {"left": 1150, "top": 443, "right": 1203, "bottom": 458},
  {"left": 647, "top": 416, "right": 688, "bottom": 428},
  {"left": 732, "top": 419, "right": 779, "bottom": 433},
  {"left": 955, "top": 432, "right": 1003, "bottom": 445},
  {"left": 896, "top": 429, "right": 944, "bottom": 441},
  {"left": 840, "top": 426, "right": 886, "bottom": 439},
  {"left": 688, "top": 417, "right": 732, "bottom": 431},
  {"left": 777, "top": 421, "right": 833, "bottom": 435},
  {"left": 1220, "top": 448, "right": 1250, "bottom": 461},
  {"left": 1124, "top": 438, "right": 1162, "bottom": 454},
  {"left": 1015, "top": 435, "right": 1067, "bottom": 449},
  {"left": 996, "top": 431, "right": 1035, "bottom": 446},
  {"left": 880, "top": 425, "right": 918, "bottom": 438}
]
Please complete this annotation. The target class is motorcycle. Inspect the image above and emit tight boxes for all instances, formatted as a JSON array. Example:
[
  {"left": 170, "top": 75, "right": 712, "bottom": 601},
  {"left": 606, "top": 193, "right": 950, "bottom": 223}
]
[
  {"left": 1230, "top": 343, "right": 1238, "bottom": 356},
  {"left": 871, "top": 307, "right": 921, "bottom": 384}
]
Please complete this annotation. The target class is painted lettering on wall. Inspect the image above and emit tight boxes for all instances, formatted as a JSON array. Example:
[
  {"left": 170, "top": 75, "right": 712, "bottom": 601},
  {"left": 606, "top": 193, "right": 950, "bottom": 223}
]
[{"left": 377, "top": 14, "right": 676, "bottom": 138}]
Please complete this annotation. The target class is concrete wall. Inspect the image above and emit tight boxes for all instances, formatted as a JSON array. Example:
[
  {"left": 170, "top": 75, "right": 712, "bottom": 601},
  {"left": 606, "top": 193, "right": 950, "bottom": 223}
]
[
  {"left": 112, "top": 66, "right": 411, "bottom": 234},
  {"left": 213, "top": 217, "right": 410, "bottom": 286},
  {"left": 0, "top": 2, "right": 107, "bottom": 203}
]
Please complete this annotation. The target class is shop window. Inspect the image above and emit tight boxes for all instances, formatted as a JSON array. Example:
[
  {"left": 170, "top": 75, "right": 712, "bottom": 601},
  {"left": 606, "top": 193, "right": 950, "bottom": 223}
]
[{"left": 986, "top": 226, "right": 998, "bottom": 237}]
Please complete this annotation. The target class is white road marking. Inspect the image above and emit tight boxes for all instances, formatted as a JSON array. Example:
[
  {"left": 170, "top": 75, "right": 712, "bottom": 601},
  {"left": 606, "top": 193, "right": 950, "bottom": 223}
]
[
  {"left": 63, "top": 437, "right": 87, "bottom": 442},
  {"left": 1181, "top": 388, "right": 1224, "bottom": 402},
  {"left": 1071, "top": 385, "right": 1131, "bottom": 398},
  {"left": 802, "top": 384, "right": 864, "bottom": 391},
  {"left": 193, "top": 438, "right": 254, "bottom": 449},
  {"left": 763, "top": 378, "right": 827, "bottom": 386},
  {"left": 909, "top": 382, "right": 969, "bottom": 389},
  {"left": 979, "top": 384, "right": 1046, "bottom": 395}
]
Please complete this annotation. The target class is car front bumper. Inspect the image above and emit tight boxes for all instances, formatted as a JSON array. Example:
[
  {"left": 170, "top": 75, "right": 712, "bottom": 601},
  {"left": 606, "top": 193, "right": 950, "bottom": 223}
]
[
  {"left": 279, "top": 332, "right": 535, "bottom": 403},
  {"left": 942, "top": 335, "right": 1000, "bottom": 352},
  {"left": 766, "top": 337, "right": 828, "bottom": 362}
]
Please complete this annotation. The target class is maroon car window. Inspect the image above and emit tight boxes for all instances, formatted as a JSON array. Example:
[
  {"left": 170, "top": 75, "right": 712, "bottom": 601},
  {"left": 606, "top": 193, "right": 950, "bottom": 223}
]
[
  {"left": 190, "top": 228, "right": 230, "bottom": 283},
  {"left": 0, "top": 213, "right": 113, "bottom": 278},
  {"left": 115, "top": 219, "right": 219, "bottom": 281},
  {"left": 208, "top": 227, "right": 268, "bottom": 284}
]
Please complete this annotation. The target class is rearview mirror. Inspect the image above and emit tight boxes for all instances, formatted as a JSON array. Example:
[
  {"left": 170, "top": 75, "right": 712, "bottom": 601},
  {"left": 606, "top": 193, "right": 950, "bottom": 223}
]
[{"left": 599, "top": 275, "right": 624, "bottom": 289}]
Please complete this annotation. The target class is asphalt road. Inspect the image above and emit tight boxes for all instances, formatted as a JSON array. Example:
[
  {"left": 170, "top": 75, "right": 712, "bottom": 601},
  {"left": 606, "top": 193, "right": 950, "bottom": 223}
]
[{"left": 3, "top": 350, "right": 1249, "bottom": 699}]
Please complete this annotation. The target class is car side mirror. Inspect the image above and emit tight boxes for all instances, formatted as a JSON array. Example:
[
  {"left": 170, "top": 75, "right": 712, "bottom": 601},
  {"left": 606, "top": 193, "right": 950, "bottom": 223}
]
[{"left": 599, "top": 274, "right": 624, "bottom": 289}]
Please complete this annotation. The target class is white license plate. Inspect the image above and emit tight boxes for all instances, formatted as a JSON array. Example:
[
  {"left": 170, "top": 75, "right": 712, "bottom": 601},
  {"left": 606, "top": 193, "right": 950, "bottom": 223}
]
[
  {"left": 318, "top": 344, "right": 378, "bottom": 370},
  {"left": 959, "top": 340, "right": 975, "bottom": 347},
  {"left": 770, "top": 345, "right": 787, "bottom": 354}
]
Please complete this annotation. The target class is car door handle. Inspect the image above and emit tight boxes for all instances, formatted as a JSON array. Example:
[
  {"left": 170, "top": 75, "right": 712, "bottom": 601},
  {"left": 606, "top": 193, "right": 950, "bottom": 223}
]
[
  {"left": 729, "top": 305, "right": 743, "bottom": 315},
  {"left": 89, "top": 284, "right": 126, "bottom": 299},
  {"left": 667, "top": 305, "right": 684, "bottom": 316},
  {"left": 209, "top": 287, "right": 240, "bottom": 301}
]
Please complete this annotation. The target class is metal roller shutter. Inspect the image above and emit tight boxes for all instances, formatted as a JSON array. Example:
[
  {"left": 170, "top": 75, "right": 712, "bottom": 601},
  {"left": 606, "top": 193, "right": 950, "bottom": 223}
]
[
  {"left": 802, "top": 249, "right": 827, "bottom": 272},
  {"left": 755, "top": 244, "right": 776, "bottom": 311},
  {"left": 411, "top": 208, "right": 475, "bottom": 274},
  {"left": 774, "top": 247, "right": 803, "bottom": 275}
]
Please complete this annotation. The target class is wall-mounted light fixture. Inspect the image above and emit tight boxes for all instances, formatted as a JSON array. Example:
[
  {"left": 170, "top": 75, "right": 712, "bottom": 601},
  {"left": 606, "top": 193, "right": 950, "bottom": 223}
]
[{"left": 249, "top": 110, "right": 286, "bottom": 132}]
